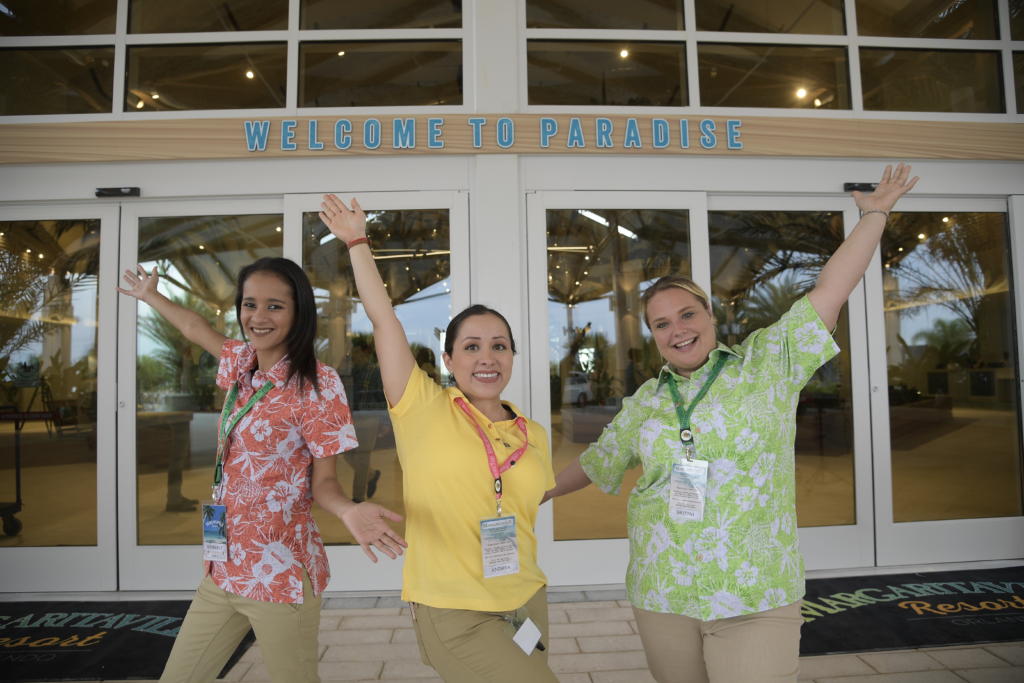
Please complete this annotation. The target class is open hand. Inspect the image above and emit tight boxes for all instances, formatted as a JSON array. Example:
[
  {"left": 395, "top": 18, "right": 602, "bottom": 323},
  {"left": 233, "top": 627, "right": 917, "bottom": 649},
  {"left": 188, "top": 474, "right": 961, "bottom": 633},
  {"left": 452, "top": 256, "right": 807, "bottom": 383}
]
[
  {"left": 340, "top": 501, "right": 407, "bottom": 563},
  {"left": 853, "top": 163, "right": 919, "bottom": 214},
  {"left": 117, "top": 265, "right": 159, "bottom": 302},
  {"left": 320, "top": 195, "right": 367, "bottom": 244}
]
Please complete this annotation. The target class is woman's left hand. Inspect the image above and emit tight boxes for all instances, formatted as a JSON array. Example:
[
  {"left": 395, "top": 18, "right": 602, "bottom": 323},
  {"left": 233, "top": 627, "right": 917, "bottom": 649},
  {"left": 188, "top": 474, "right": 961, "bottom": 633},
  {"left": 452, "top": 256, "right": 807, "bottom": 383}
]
[
  {"left": 340, "top": 502, "right": 407, "bottom": 563},
  {"left": 853, "top": 162, "right": 919, "bottom": 213}
]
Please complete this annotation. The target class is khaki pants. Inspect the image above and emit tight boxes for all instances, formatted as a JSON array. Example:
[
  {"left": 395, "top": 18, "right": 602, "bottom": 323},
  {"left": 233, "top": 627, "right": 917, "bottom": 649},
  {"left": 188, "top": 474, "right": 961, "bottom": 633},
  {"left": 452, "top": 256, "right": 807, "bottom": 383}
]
[
  {"left": 160, "top": 572, "right": 322, "bottom": 683},
  {"left": 634, "top": 601, "right": 803, "bottom": 683},
  {"left": 411, "top": 586, "right": 558, "bottom": 683}
]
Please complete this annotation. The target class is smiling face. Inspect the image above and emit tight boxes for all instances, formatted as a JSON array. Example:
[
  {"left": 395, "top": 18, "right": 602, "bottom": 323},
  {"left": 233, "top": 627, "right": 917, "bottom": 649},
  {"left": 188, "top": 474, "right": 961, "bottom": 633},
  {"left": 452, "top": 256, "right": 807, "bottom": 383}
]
[
  {"left": 239, "top": 270, "right": 295, "bottom": 364},
  {"left": 646, "top": 287, "right": 717, "bottom": 376},
  {"left": 442, "top": 313, "right": 514, "bottom": 403}
]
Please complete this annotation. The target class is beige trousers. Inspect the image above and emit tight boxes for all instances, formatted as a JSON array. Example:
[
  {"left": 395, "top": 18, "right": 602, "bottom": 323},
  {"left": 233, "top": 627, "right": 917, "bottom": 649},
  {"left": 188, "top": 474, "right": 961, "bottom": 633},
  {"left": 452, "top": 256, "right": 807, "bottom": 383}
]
[
  {"left": 633, "top": 601, "right": 803, "bottom": 683},
  {"left": 159, "top": 571, "right": 322, "bottom": 683},
  {"left": 411, "top": 586, "right": 558, "bottom": 683}
]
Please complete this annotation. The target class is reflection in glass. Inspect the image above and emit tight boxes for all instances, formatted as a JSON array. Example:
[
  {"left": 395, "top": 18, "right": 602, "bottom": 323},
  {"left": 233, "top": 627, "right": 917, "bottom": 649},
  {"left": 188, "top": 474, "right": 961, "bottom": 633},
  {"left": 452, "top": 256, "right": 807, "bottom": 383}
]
[
  {"left": 136, "top": 215, "right": 281, "bottom": 545},
  {"left": 302, "top": 209, "right": 451, "bottom": 545},
  {"left": 856, "top": 0, "right": 998, "bottom": 39},
  {"left": 0, "top": 0, "right": 115, "bottom": 35},
  {"left": 0, "top": 219, "right": 100, "bottom": 546},
  {"left": 860, "top": 48, "right": 1003, "bottom": 113},
  {"left": 0, "top": 48, "right": 113, "bottom": 116},
  {"left": 126, "top": 43, "right": 286, "bottom": 112},
  {"left": 300, "top": 41, "right": 462, "bottom": 107},
  {"left": 696, "top": 0, "right": 844, "bottom": 34},
  {"left": 710, "top": 211, "right": 853, "bottom": 527},
  {"left": 129, "top": 0, "right": 286, "bottom": 33},
  {"left": 1015, "top": 8, "right": 1024, "bottom": 40},
  {"left": 527, "top": 0, "right": 683, "bottom": 30},
  {"left": 881, "top": 213, "right": 1022, "bottom": 522},
  {"left": 302, "top": 0, "right": 461, "bottom": 29},
  {"left": 549, "top": 209, "right": 691, "bottom": 540},
  {"left": 698, "top": 44, "right": 849, "bottom": 109},
  {"left": 528, "top": 41, "right": 686, "bottom": 106},
  {"left": 1016, "top": 53, "right": 1024, "bottom": 114}
]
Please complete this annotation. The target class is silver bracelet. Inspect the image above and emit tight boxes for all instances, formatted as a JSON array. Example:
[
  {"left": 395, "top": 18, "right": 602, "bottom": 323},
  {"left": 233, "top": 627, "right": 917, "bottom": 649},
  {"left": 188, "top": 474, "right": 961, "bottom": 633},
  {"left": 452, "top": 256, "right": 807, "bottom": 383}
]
[{"left": 859, "top": 209, "right": 890, "bottom": 219}]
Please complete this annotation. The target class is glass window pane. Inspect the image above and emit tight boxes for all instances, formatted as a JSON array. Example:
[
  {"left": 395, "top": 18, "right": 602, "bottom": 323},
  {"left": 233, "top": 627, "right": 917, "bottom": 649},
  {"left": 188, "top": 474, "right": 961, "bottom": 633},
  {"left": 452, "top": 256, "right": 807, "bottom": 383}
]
[
  {"left": 860, "top": 48, "right": 1003, "bottom": 113},
  {"left": 856, "top": 0, "right": 999, "bottom": 39},
  {"left": 881, "top": 213, "right": 1022, "bottom": 522},
  {"left": 1016, "top": 53, "right": 1024, "bottom": 114},
  {"left": 1, "top": 0, "right": 115, "bottom": 36},
  {"left": 302, "top": 208, "right": 452, "bottom": 545},
  {"left": 126, "top": 43, "right": 286, "bottom": 112},
  {"left": 699, "top": 43, "right": 850, "bottom": 109},
  {"left": 696, "top": 0, "right": 845, "bottom": 34},
  {"left": 129, "top": 0, "right": 286, "bottom": 33},
  {"left": 302, "top": 0, "right": 461, "bottom": 29},
  {"left": 301, "top": 41, "right": 462, "bottom": 107},
  {"left": 549, "top": 208, "right": 691, "bottom": 541},
  {"left": 528, "top": 41, "right": 686, "bottom": 106},
  {"left": 709, "top": 211, "right": 854, "bottom": 527},
  {"left": 0, "top": 218, "right": 100, "bottom": 547},
  {"left": 0, "top": 48, "right": 113, "bottom": 116},
  {"left": 135, "top": 214, "right": 282, "bottom": 545},
  {"left": 1014, "top": 7, "right": 1024, "bottom": 40},
  {"left": 526, "top": 0, "right": 684, "bottom": 30}
]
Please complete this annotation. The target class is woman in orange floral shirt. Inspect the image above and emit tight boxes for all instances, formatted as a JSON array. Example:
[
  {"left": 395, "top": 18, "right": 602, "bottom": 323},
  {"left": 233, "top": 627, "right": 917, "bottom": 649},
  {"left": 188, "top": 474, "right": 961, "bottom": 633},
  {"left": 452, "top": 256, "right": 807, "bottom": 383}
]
[{"left": 118, "top": 257, "right": 406, "bottom": 683}]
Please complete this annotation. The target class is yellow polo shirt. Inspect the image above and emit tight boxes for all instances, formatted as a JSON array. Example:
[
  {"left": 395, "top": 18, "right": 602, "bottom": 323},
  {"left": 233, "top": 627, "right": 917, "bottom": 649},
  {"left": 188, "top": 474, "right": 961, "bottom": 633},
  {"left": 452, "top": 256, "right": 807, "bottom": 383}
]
[{"left": 390, "top": 366, "right": 554, "bottom": 611}]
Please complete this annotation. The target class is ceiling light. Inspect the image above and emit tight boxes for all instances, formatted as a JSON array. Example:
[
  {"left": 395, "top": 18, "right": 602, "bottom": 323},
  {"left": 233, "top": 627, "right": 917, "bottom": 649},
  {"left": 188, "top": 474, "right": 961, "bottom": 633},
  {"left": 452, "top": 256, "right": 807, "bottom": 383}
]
[
  {"left": 796, "top": 88, "right": 808, "bottom": 99},
  {"left": 917, "top": 233, "right": 926, "bottom": 240},
  {"left": 337, "top": 50, "right": 346, "bottom": 57},
  {"left": 245, "top": 70, "right": 255, "bottom": 79},
  {"left": 619, "top": 49, "right": 629, "bottom": 58}
]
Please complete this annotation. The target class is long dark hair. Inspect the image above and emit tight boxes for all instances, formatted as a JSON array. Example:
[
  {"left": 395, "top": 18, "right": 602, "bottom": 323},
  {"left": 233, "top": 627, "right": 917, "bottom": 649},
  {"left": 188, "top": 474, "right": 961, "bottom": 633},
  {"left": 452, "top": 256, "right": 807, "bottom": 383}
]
[
  {"left": 444, "top": 304, "right": 517, "bottom": 356},
  {"left": 235, "top": 257, "right": 319, "bottom": 391}
]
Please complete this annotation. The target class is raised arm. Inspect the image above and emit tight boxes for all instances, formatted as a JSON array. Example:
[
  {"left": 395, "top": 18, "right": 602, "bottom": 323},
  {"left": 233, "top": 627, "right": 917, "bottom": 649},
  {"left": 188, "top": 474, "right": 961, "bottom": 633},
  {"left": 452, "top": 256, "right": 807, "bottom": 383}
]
[
  {"left": 117, "top": 265, "right": 226, "bottom": 357},
  {"left": 808, "top": 163, "right": 919, "bottom": 330},
  {"left": 319, "top": 196, "right": 416, "bottom": 406}
]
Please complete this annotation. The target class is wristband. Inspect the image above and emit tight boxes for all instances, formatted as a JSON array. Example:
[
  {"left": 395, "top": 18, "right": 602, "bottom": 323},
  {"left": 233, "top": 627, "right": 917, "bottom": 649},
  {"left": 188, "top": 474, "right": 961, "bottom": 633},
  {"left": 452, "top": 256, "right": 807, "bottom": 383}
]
[
  {"left": 346, "top": 237, "right": 370, "bottom": 249},
  {"left": 859, "top": 209, "right": 890, "bottom": 219}
]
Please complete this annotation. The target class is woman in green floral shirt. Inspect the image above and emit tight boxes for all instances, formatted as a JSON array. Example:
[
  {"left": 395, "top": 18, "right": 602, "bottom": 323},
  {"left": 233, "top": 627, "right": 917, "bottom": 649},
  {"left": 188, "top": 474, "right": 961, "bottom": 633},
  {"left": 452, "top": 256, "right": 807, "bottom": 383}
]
[{"left": 544, "top": 164, "right": 919, "bottom": 683}]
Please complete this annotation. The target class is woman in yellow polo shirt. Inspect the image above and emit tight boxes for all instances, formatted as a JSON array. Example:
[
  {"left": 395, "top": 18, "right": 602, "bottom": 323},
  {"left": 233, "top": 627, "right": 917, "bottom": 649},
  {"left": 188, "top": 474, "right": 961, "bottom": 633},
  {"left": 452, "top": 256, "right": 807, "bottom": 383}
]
[{"left": 319, "top": 195, "right": 558, "bottom": 683}]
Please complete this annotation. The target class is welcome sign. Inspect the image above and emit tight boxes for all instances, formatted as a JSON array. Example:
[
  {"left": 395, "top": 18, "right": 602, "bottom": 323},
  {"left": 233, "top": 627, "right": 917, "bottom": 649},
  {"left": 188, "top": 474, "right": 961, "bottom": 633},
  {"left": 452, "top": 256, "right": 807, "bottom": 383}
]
[{"left": 241, "top": 114, "right": 744, "bottom": 155}]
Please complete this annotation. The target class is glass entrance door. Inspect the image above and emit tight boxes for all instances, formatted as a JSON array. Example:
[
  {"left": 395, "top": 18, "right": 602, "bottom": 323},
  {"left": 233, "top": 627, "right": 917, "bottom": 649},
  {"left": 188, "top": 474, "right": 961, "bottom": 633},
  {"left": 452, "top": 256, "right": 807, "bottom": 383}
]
[{"left": 0, "top": 203, "right": 118, "bottom": 591}]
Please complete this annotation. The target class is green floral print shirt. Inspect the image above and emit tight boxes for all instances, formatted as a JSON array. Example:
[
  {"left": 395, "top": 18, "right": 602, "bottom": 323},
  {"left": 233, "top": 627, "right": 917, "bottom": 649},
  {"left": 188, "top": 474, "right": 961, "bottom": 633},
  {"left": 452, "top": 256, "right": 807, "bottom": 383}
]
[{"left": 579, "top": 296, "right": 839, "bottom": 620}]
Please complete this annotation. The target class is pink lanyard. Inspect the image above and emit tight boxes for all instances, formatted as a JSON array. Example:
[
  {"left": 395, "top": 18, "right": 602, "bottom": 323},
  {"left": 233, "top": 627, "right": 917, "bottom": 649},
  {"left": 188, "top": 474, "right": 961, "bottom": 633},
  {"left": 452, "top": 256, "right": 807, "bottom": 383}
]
[{"left": 454, "top": 397, "right": 529, "bottom": 516}]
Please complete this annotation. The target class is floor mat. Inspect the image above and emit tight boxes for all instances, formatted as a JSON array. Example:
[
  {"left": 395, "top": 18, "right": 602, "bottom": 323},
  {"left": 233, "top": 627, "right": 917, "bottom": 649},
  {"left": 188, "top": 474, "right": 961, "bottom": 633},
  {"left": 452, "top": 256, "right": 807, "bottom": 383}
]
[
  {"left": 0, "top": 600, "right": 252, "bottom": 682},
  {"left": 801, "top": 565, "right": 1024, "bottom": 655}
]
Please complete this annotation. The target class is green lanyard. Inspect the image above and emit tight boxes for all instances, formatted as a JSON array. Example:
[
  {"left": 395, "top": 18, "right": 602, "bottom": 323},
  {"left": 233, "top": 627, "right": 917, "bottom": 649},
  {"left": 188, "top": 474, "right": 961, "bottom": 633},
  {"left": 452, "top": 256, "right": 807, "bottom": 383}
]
[
  {"left": 664, "top": 354, "right": 728, "bottom": 460},
  {"left": 212, "top": 380, "right": 274, "bottom": 499}
]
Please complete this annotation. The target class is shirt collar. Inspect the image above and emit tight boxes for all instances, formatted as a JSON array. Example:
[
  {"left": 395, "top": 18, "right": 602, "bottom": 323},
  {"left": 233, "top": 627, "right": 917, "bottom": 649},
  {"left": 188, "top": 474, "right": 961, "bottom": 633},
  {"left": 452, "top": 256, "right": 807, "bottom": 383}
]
[
  {"left": 656, "top": 342, "right": 741, "bottom": 393},
  {"left": 448, "top": 385, "right": 523, "bottom": 424},
  {"left": 245, "top": 344, "right": 291, "bottom": 389}
]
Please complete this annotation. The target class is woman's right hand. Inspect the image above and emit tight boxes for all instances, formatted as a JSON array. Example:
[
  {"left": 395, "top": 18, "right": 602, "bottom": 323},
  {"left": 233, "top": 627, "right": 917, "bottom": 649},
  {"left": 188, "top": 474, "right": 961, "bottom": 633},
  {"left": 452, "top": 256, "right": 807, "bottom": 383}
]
[
  {"left": 116, "top": 264, "right": 159, "bottom": 302},
  {"left": 320, "top": 195, "right": 367, "bottom": 244}
]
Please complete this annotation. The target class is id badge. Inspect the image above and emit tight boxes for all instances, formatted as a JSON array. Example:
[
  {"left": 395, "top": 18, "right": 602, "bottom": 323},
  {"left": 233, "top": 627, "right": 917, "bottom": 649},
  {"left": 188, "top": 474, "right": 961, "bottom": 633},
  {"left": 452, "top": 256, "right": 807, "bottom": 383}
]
[
  {"left": 201, "top": 503, "right": 229, "bottom": 562},
  {"left": 670, "top": 459, "right": 709, "bottom": 522},
  {"left": 480, "top": 515, "right": 519, "bottom": 579}
]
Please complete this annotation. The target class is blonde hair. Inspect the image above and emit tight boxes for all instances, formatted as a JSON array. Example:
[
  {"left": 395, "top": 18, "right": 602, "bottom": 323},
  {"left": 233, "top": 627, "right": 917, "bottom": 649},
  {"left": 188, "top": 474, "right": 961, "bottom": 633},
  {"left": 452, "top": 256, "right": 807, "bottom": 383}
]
[{"left": 640, "top": 275, "right": 712, "bottom": 329}]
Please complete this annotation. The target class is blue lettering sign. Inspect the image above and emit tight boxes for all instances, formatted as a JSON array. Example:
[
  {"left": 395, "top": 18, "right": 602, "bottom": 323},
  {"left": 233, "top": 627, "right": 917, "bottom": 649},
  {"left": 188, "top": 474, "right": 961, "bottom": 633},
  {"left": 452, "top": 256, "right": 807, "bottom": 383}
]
[
  {"left": 651, "top": 119, "right": 670, "bottom": 149},
  {"left": 679, "top": 119, "right": 690, "bottom": 149},
  {"left": 726, "top": 119, "right": 742, "bottom": 149},
  {"left": 363, "top": 119, "right": 381, "bottom": 150},
  {"left": 496, "top": 117, "right": 515, "bottom": 149},
  {"left": 281, "top": 120, "right": 297, "bottom": 151},
  {"left": 624, "top": 118, "right": 642, "bottom": 148},
  {"left": 595, "top": 118, "right": 614, "bottom": 148},
  {"left": 539, "top": 118, "right": 558, "bottom": 148},
  {"left": 334, "top": 120, "right": 352, "bottom": 150},
  {"left": 243, "top": 120, "right": 270, "bottom": 152},
  {"left": 468, "top": 117, "right": 486, "bottom": 148},
  {"left": 699, "top": 119, "right": 717, "bottom": 149},
  {"left": 427, "top": 118, "right": 445, "bottom": 149},
  {"left": 308, "top": 120, "right": 325, "bottom": 150},
  {"left": 567, "top": 117, "right": 585, "bottom": 148},
  {"left": 393, "top": 118, "right": 416, "bottom": 149}
]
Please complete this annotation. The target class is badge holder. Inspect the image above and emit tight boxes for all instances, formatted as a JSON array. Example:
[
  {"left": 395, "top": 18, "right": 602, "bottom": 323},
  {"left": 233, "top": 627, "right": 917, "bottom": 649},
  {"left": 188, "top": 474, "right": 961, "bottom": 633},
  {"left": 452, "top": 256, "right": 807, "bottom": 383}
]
[{"left": 481, "top": 481, "right": 520, "bottom": 579}]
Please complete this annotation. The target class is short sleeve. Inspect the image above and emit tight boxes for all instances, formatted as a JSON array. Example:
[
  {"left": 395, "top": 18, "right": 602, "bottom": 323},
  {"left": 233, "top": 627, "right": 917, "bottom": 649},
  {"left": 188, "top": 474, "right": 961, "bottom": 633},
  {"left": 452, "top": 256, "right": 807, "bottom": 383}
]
[
  {"left": 216, "top": 339, "right": 251, "bottom": 391},
  {"left": 579, "top": 391, "right": 646, "bottom": 495},
  {"left": 389, "top": 365, "right": 444, "bottom": 419},
  {"left": 299, "top": 366, "right": 357, "bottom": 458},
  {"left": 741, "top": 295, "right": 840, "bottom": 389}
]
